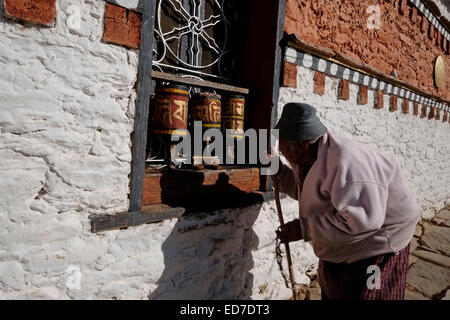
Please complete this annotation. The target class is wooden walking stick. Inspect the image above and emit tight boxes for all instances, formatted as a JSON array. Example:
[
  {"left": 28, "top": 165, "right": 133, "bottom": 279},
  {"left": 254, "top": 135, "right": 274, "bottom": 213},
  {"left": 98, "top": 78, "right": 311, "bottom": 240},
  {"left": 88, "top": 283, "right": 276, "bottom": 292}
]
[{"left": 272, "top": 174, "right": 299, "bottom": 300}]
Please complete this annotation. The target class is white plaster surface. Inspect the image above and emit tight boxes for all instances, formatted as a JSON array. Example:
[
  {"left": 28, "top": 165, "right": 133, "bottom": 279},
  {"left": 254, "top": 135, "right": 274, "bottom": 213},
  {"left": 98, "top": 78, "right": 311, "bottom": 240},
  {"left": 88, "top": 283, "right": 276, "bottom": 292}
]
[
  {"left": 5, "top": 0, "right": 445, "bottom": 301},
  {"left": 278, "top": 65, "right": 450, "bottom": 219},
  {"left": 0, "top": 0, "right": 316, "bottom": 300}
]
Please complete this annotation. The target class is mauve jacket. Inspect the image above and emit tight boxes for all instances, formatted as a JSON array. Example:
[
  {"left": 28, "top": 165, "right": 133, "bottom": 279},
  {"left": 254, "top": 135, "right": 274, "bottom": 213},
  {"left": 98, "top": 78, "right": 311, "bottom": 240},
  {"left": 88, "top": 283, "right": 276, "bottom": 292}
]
[{"left": 277, "top": 132, "right": 420, "bottom": 263}]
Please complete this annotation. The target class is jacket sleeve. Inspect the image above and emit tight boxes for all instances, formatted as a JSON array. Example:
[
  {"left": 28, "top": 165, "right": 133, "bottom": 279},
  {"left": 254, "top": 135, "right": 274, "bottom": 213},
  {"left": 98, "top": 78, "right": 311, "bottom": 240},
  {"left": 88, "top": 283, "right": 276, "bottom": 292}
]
[
  {"left": 275, "top": 162, "right": 299, "bottom": 200},
  {"left": 307, "top": 180, "right": 388, "bottom": 245}
]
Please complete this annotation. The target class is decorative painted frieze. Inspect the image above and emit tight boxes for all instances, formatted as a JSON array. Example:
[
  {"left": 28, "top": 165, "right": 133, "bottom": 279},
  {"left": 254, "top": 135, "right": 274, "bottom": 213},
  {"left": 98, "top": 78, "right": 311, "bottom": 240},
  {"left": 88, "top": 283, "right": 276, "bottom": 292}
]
[{"left": 284, "top": 46, "right": 450, "bottom": 117}]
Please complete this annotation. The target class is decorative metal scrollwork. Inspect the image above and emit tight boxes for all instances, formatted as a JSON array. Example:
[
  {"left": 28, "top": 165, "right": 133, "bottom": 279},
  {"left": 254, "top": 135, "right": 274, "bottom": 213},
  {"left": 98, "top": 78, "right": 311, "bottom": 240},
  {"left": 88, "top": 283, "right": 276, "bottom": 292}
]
[{"left": 152, "top": 0, "right": 243, "bottom": 82}]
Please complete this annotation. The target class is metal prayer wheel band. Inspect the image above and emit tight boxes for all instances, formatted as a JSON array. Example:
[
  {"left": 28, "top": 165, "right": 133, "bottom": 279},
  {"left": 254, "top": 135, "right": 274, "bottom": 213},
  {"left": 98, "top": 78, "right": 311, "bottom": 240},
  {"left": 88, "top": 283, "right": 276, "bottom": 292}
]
[
  {"left": 222, "top": 96, "right": 245, "bottom": 117},
  {"left": 153, "top": 129, "right": 189, "bottom": 136},
  {"left": 222, "top": 115, "right": 244, "bottom": 120},
  {"left": 202, "top": 123, "right": 221, "bottom": 128},
  {"left": 222, "top": 95, "right": 245, "bottom": 139},
  {"left": 191, "top": 92, "right": 222, "bottom": 130},
  {"left": 153, "top": 84, "right": 189, "bottom": 134},
  {"left": 156, "top": 87, "right": 190, "bottom": 95}
]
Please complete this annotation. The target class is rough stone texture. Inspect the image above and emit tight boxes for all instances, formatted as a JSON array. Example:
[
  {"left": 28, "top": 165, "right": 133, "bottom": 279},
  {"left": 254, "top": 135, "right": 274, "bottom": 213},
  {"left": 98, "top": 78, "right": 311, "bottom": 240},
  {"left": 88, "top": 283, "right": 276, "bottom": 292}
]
[
  {"left": 432, "top": 217, "right": 445, "bottom": 225},
  {"left": 338, "top": 79, "right": 349, "bottom": 101},
  {"left": 284, "top": 0, "right": 450, "bottom": 100},
  {"left": 4, "top": 0, "right": 56, "bottom": 27},
  {"left": 374, "top": 90, "right": 383, "bottom": 109},
  {"left": 357, "top": 85, "right": 368, "bottom": 105},
  {"left": 435, "top": 110, "right": 441, "bottom": 121},
  {"left": 407, "top": 210, "right": 450, "bottom": 300},
  {"left": 408, "top": 254, "right": 418, "bottom": 267},
  {"left": 407, "top": 259, "right": 450, "bottom": 299},
  {"left": 428, "top": 107, "right": 436, "bottom": 120},
  {"left": 420, "top": 105, "right": 428, "bottom": 118},
  {"left": 414, "top": 224, "right": 423, "bottom": 238},
  {"left": 413, "top": 102, "right": 419, "bottom": 116},
  {"left": 279, "top": 66, "right": 450, "bottom": 219},
  {"left": 0, "top": 0, "right": 319, "bottom": 300},
  {"left": 444, "top": 290, "right": 450, "bottom": 300},
  {"left": 410, "top": 237, "right": 418, "bottom": 253},
  {"left": 405, "top": 288, "right": 429, "bottom": 300},
  {"left": 411, "top": 249, "right": 450, "bottom": 268},
  {"left": 282, "top": 61, "right": 297, "bottom": 88},
  {"left": 436, "top": 209, "right": 450, "bottom": 220},
  {"left": 103, "top": 3, "right": 141, "bottom": 49},
  {"left": 402, "top": 98, "right": 409, "bottom": 114},
  {"left": 389, "top": 95, "right": 398, "bottom": 112},
  {"left": 420, "top": 224, "right": 450, "bottom": 256},
  {"left": 313, "top": 71, "right": 325, "bottom": 95}
]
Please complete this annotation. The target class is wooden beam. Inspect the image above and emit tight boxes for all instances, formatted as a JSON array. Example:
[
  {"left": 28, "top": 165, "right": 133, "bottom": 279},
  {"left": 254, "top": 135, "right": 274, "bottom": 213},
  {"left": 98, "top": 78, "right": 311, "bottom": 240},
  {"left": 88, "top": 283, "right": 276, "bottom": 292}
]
[
  {"left": 129, "top": 0, "right": 156, "bottom": 212},
  {"left": 286, "top": 33, "right": 450, "bottom": 107},
  {"left": 259, "top": 0, "right": 286, "bottom": 192},
  {"left": 142, "top": 167, "right": 260, "bottom": 206},
  {"left": 90, "top": 204, "right": 185, "bottom": 233},
  {"left": 151, "top": 71, "right": 249, "bottom": 95}
]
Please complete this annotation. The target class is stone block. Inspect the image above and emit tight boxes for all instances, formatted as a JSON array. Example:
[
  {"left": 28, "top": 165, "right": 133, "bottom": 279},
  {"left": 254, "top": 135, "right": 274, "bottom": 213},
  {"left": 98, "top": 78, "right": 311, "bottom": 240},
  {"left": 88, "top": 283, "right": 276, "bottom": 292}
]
[
  {"left": 357, "top": 85, "right": 368, "bottom": 105},
  {"left": 407, "top": 259, "right": 450, "bottom": 298},
  {"left": 420, "top": 224, "right": 450, "bottom": 257},
  {"left": 103, "top": 3, "right": 142, "bottom": 49},
  {"left": 338, "top": 79, "right": 349, "bottom": 101},
  {"left": 411, "top": 249, "right": 450, "bottom": 268},
  {"left": 389, "top": 95, "right": 398, "bottom": 112},
  {"left": 428, "top": 107, "right": 435, "bottom": 120},
  {"left": 313, "top": 71, "right": 325, "bottom": 96},
  {"left": 413, "top": 102, "right": 419, "bottom": 115},
  {"left": 401, "top": 98, "right": 409, "bottom": 114},
  {"left": 435, "top": 110, "right": 440, "bottom": 121},
  {"left": 4, "top": 0, "right": 56, "bottom": 27},
  {"left": 420, "top": 16, "right": 428, "bottom": 33},
  {"left": 420, "top": 105, "right": 428, "bottom": 118},
  {"left": 405, "top": 288, "right": 429, "bottom": 300},
  {"left": 436, "top": 209, "right": 450, "bottom": 220},
  {"left": 374, "top": 90, "right": 384, "bottom": 109},
  {"left": 282, "top": 61, "right": 297, "bottom": 88}
]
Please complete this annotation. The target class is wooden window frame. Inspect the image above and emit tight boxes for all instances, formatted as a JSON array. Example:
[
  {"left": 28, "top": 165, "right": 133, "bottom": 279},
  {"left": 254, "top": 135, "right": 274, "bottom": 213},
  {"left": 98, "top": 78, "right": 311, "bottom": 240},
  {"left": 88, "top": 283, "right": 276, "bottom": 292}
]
[{"left": 90, "top": 0, "right": 286, "bottom": 232}]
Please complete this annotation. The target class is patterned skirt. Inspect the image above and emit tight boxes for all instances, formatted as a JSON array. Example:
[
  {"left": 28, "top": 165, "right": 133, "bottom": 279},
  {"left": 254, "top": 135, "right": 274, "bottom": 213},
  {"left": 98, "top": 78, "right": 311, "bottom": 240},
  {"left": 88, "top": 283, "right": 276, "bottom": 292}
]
[{"left": 318, "top": 244, "right": 410, "bottom": 300}]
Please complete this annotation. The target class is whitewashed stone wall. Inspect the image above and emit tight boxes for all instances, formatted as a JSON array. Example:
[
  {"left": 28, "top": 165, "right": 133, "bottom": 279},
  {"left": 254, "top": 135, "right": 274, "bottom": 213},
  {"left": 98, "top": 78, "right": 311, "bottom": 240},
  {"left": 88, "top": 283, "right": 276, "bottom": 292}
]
[
  {"left": 278, "top": 65, "right": 450, "bottom": 219},
  {"left": 0, "top": 0, "right": 316, "bottom": 300}
]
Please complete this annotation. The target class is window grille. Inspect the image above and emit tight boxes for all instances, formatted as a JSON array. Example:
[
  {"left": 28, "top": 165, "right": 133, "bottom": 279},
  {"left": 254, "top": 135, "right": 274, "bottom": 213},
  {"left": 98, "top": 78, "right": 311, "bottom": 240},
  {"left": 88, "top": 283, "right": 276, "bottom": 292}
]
[{"left": 152, "top": 0, "right": 244, "bottom": 83}]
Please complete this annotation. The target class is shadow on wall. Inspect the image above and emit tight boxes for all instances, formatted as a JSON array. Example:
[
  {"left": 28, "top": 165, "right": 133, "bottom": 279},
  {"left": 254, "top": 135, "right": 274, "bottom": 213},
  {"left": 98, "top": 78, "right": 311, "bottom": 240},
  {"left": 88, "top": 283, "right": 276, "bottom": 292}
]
[{"left": 149, "top": 172, "right": 264, "bottom": 299}]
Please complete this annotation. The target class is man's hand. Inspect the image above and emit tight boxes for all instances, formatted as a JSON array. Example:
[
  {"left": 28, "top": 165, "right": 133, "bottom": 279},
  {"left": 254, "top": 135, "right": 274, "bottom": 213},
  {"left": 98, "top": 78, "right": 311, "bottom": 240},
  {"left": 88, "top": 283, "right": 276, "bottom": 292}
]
[{"left": 276, "top": 219, "right": 302, "bottom": 244}]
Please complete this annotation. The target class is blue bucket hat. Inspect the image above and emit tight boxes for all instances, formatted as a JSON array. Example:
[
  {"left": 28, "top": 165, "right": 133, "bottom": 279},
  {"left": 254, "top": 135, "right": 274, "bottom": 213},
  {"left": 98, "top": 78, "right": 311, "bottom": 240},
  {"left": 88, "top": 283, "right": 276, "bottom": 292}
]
[{"left": 275, "top": 103, "right": 327, "bottom": 141}]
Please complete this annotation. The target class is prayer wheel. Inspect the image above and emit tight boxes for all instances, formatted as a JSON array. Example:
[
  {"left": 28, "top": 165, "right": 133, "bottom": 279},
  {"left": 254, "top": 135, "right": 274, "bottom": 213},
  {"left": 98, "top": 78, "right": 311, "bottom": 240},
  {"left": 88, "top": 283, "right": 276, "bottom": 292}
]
[
  {"left": 190, "top": 92, "right": 222, "bottom": 165},
  {"left": 191, "top": 92, "right": 222, "bottom": 130},
  {"left": 222, "top": 95, "right": 245, "bottom": 163},
  {"left": 153, "top": 84, "right": 189, "bottom": 135},
  {"left": 221, "top": 94, "right": 245, "bottom": 139},
  {"left": 153, "top": 84, "right": 189, "bottom": 161}
]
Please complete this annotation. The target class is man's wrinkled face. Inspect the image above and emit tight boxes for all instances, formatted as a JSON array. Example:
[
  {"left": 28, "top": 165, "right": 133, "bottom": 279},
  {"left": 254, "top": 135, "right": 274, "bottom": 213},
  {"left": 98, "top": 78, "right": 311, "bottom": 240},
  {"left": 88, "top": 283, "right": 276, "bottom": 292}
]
[{"left": 279, "top": 138, "right": 319, "bottom": 165}]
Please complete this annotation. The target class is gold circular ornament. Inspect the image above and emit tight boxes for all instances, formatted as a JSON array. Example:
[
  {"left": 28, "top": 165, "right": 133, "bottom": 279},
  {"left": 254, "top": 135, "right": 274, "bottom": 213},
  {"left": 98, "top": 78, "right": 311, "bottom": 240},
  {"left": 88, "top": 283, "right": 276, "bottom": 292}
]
[{"left": 434, "top": 55, "right": 445, "bottom": 88}]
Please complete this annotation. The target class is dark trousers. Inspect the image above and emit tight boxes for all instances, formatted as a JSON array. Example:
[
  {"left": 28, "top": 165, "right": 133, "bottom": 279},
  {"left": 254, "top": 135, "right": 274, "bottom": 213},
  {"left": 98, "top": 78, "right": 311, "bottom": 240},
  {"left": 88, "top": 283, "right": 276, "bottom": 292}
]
[{"left": 318, "top": 244, "right": 410, "bottom": 300}]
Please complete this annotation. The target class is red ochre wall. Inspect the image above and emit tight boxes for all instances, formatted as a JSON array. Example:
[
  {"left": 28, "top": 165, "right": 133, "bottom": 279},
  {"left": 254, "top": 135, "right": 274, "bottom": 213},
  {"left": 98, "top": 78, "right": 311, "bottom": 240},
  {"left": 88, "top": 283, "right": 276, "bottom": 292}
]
[{"left": 285, "top": 0, "right": 450, "bottom": 100}]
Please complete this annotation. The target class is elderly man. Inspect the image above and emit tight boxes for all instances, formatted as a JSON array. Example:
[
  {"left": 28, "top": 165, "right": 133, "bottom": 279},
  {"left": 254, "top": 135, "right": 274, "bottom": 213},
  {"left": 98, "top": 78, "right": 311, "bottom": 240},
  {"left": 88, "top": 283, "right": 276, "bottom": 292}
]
[{"left": 274, "top": 102, "right": 420, "bottom": 300}]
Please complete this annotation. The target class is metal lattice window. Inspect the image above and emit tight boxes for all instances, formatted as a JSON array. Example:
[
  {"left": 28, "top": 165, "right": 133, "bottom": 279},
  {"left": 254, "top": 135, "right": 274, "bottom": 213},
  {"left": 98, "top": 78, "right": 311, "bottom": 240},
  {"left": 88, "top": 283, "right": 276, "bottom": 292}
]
[{"left": 152, "top": 0, "right": 244, "bottom": 83}]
